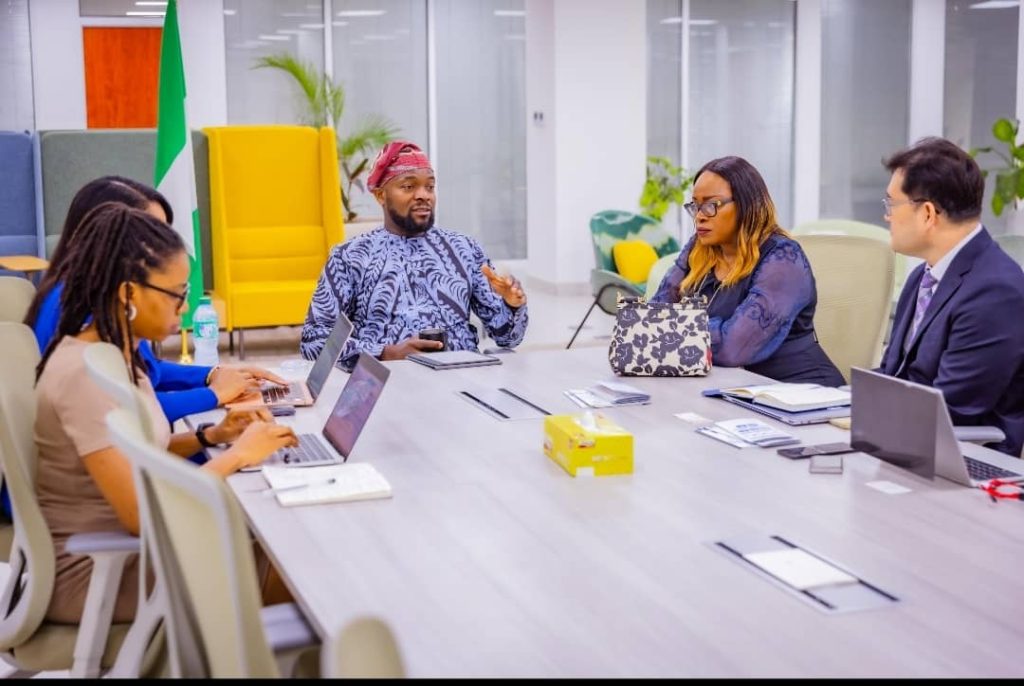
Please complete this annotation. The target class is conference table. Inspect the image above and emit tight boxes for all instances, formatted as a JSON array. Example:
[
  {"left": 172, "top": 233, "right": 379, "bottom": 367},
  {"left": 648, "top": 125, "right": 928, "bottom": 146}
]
[{"left": 221, "top": 347, "right": 1024, "bottom": 677}]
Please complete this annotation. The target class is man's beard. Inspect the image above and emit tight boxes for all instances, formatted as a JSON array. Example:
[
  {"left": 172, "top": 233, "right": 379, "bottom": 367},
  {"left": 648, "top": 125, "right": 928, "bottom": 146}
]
[{"left": 385, "top": 201, "right": 435, "bottom": 236}]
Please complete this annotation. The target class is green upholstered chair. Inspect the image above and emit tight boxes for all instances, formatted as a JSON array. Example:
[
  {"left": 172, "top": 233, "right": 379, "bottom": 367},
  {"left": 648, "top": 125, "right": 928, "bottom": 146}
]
[{"left": 567, "top": 211, "right": 681, "bottom": 349}]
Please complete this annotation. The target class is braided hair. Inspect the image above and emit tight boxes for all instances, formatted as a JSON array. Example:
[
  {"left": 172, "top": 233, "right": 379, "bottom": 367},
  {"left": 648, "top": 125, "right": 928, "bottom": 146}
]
[
  {"left": 37, "top": 202, "right": 185, "bottom": 384},
  {"left": 25, "top": 175, "right": 174, "bottom": 329}
]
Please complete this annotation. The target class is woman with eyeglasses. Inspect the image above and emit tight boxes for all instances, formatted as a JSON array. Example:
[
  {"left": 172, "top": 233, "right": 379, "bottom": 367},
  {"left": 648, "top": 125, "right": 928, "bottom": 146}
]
[
  {"left": 651, "top": 156, "right": 843, "bottom": 386},
  {"left": 33, "top": 203, "right": 298, "bottom": 624},
  {"left": 25, "top": 176, "right": 285, "bottom": 425}
]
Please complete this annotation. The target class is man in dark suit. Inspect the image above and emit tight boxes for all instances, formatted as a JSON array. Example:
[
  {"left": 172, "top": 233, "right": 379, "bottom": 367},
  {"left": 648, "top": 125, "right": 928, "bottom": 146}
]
[{"left": 878, "top": 137, "right": 1024, "bottom": 457}]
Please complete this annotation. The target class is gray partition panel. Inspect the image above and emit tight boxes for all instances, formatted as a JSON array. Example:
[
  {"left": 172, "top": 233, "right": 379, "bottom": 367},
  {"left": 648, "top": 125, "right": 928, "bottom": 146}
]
[{"left": 37, "top": 129, "right": 212, "bottom": 287}]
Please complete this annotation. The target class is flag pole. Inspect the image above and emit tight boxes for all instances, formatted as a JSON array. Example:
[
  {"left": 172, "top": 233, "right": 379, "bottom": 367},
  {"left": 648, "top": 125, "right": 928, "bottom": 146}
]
[
  {"left": 155, "top": 0, "right": 203, "bottom": 364},
  {"left": 179, "top": 328, "right": 192, "bottom": 364}
]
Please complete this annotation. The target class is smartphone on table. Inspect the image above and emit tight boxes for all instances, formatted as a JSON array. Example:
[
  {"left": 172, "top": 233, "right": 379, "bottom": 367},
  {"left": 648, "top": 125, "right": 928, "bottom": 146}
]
[{"left": 776, "top": 442, "right": 854, "bottom": 460}]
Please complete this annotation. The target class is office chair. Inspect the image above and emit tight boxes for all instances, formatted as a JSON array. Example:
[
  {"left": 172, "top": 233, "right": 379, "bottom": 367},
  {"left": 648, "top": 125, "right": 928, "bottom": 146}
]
[
  {"left": 0, "top": 324, "right": 159, "bottom": 677},
  {"left": 0, "top": 276, "right": 35, "bottom": 323},
  {"left": 105, "top": 400, "right": 319, "bottom": 677},
  {"left": 323, "top": 616, "right": 405, "bottom": 678},
  {"left": 795, "top": 235, "right": 894, "bottom": 383},
  {"left": 568, "top": 211, "right": 680, "bottom": 349}
]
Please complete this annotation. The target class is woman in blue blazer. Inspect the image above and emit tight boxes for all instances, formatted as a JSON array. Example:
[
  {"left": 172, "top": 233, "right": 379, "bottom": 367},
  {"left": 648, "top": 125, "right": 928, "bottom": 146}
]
[{"left": 24, "top": 176, "right": 283, "bottom": 422}]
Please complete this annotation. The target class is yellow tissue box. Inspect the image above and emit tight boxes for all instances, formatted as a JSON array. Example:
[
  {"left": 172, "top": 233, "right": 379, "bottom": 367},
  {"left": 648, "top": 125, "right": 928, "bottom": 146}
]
[{"left": 543, "top": 413, "right": 633, "bottom": 477}]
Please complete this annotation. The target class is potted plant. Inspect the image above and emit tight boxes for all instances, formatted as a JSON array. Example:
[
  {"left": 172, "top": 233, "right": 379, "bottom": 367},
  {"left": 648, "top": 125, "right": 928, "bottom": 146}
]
[
  {"left": 971, "top": 117, "right": 1024, "bottom": 217},
  {"left": 254, "top": 54, "right": 399, "bottom": 223},
  {"left": 639, "top": 155, "right": 693, "bottom": 222}
]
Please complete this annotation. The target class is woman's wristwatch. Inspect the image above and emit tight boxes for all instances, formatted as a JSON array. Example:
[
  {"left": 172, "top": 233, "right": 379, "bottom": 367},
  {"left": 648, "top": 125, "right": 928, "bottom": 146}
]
[{"left": 195, "top": 422, "right": 220, "bottom": 448}]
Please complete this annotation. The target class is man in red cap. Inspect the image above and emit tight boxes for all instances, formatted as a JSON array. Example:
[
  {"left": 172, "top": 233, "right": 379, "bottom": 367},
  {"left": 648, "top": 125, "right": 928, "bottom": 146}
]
[{"left": 300, "top": 141, "right": 528, "bottom": 370}]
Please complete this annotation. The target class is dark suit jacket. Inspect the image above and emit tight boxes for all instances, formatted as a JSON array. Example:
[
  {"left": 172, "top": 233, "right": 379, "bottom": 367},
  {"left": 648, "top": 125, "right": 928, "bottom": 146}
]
[{"left": 880, "top": 228, "right": 1024, "bottom": 457}]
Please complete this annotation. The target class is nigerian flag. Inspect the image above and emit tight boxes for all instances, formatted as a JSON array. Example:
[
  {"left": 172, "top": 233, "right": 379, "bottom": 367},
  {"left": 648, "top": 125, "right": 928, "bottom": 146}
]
[{"left": 154, "top": 0, "right": 201, "bottom": 328}]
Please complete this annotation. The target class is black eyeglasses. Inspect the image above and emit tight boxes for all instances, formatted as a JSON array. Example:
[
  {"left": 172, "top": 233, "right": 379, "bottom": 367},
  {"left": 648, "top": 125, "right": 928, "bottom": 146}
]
[
  {"left": 684, "top": 198, "right": 734, "bottom": 219},
  {"left": 138, "top": 281, "right": 190, "bottom": 310},
  {"left": 882, "top": 197, "right": 941, "bottom": 216}
]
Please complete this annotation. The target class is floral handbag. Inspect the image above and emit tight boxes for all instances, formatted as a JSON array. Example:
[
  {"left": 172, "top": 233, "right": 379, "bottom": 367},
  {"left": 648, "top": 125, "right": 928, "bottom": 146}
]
[{"left": 607, "top": 296, "right": 712, "bottom": 377}]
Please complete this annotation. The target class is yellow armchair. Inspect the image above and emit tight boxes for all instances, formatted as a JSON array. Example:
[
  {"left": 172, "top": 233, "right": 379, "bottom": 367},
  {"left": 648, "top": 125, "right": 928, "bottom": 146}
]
[{"left": 205, "top": 125, "right": 344, "bottom": 357}]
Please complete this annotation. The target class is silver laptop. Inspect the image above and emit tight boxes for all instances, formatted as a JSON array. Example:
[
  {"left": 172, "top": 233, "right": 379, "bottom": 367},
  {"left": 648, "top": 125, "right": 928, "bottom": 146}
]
[
  {"left": 261, "top": 352, "right": 391, "bottom": 468},
  {"left": 230, "top": 314, "right": 353, "bottom": 409},
  {"left": 850, "top": 368, "right": 1021, "bottom": 486}
]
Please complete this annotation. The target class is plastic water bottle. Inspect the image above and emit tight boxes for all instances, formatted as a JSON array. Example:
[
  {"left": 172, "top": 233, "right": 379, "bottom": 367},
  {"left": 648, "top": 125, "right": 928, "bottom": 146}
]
[{"left": 192, "top": 296, "right": 220, "bottom": 367}]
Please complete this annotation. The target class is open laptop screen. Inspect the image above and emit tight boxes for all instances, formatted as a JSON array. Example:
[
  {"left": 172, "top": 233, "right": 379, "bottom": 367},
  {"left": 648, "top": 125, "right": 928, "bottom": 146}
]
[
  {"left": 850, "top": 368, "right": 937, "bottom": 478},
  {"left": 305, "top": 313, "right": 354, "bottom": 402},
  {"left": 322, "top": 353, "right": 391, "bottom": 460}
]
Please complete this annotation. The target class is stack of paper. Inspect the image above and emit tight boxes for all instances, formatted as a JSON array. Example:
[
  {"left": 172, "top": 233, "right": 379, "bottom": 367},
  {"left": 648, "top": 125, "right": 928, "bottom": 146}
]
[
  {"left": 696, "top": 418, "right": 799, "bottom": 448},
  {"left": 565, "top": 380, "right": 651, "bottom": 408},
  {"left": 262, "top": 463, "right": 393, "bottom": 507}
]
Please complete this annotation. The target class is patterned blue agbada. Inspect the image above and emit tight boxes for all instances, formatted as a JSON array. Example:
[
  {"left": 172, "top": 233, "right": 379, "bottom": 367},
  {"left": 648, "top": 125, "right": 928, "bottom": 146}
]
[
  {"left": 652, "top": 234, "right": 843, "bottom": 386},
  {"left": 301, "top": 226, "right": 528, "bottom": 370}
]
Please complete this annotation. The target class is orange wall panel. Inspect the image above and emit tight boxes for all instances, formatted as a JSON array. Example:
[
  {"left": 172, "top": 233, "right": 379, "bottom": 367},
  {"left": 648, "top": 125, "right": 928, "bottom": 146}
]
[{"left": 83, "top": 27, "right": 162, "bottom": 129}]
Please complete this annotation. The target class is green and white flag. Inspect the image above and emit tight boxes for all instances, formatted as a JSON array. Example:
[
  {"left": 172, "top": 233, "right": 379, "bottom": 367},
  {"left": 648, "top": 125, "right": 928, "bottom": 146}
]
[{"left": 154, "top": 0, "right": 202, "bottom": 328}]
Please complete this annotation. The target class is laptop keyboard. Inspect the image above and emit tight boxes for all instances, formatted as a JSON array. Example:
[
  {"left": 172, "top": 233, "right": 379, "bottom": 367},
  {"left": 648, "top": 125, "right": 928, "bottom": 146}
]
[
  {"left": 262, "top": 382, "right": 301, "bottom": 404},
  {"left": 964, "top": 456, "right": 1019, "bottom": 482},
  {"left": 272, "top": 434, "right": 336, "bottom": 466}
]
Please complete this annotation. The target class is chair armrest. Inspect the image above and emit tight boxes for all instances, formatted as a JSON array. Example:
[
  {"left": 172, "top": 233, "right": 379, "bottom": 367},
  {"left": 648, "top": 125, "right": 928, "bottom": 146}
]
[
  {"left": 64, "top": 532, "right": 139, "bottom": 677},
  {"left": 954, "top": 426, "right": 1007, "bottom": 446},
  {"left": 64, "top": 531, "right": 140, "bottom": 555}
]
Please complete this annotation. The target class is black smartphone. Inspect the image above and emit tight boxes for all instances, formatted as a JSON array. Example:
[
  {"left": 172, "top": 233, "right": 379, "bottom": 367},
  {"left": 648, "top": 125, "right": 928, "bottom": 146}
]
[
  {"left": 776, "top": 442, "right": 855, "bottom": 459},
  {"left": 269, "top": 406, "right": 296, "bottom": 417},
  {"left": 418, "top": 328, "right": 447, "bottom": 351}
]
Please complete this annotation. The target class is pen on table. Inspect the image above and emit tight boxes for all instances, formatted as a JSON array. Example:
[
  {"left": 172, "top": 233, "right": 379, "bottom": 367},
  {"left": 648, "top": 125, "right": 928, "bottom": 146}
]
[{"left": 262, "top": 477, "right": 337, "bottom": 497}]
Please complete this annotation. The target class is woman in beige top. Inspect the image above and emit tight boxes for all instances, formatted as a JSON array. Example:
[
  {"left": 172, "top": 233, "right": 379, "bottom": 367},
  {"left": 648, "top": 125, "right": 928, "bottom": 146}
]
[{"left": 34, "top": 203, "right": 298, "bottom": 624}]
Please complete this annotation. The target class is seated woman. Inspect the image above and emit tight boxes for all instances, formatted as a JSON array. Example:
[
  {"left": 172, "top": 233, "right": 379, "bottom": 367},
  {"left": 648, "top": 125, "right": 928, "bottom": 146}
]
[
  {"left": 26, "top": 175, "right": 283, "bottom": 425},
  {"left": 34, "top": 203, "right": 298, "bottom": 624},
  {"left": 651, "top": 156, "right": 843, "bottom": 386}
]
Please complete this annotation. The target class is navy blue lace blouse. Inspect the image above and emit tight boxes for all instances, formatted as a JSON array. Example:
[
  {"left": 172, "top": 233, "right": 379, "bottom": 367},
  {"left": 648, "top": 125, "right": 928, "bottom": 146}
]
[{"left": 652, "top": 233, "right": 843, "bottom": 386}]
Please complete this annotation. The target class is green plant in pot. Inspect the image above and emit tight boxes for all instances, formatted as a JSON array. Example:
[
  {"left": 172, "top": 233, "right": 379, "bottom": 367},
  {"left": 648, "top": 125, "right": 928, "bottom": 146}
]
[
  {"left": 254, "top": 53, "right": 399, "bottom": 222},
  {"left": 639, "top": 155, "right": 693, "bottom": 222},
  {"left": 970, "top": 117, "right": 1024, "bottom": 217}
]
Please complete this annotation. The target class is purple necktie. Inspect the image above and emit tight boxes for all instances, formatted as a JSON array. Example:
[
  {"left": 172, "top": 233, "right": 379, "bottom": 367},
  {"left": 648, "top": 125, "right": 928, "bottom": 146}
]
[{"left": 907, "top": 268, "right": 938, "bottom": 345}]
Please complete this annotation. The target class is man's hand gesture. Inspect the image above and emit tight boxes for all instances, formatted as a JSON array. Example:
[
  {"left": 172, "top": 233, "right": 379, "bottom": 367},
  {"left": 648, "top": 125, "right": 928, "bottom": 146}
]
[{"left": 482, "top": 264, "right": 526, "bottom": 308}]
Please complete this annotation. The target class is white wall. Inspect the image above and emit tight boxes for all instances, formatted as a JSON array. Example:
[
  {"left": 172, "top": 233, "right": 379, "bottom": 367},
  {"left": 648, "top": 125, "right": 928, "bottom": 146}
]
[
  {"left": 29, "top": 0, "right": 86, "bottom": 130},
  {"left": 27, "top": 0, "right": 227, "bottom": 130},
  {"left": 526, "top": 0, "right": 647, "bottom": 290},
  {"left": 908, "top": 0, "right": 944, "bottom": 142}
]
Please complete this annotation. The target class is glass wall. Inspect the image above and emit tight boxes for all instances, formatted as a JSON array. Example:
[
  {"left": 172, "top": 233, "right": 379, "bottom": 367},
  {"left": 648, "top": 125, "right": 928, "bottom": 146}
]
[
  {"left": 223, "top": 0, "right": 325, "bottom": 126},
  {"left": 0, "top": 0, "right": 34, "bottom": 131},
  {"left": 647, "top": 0, "right": 682, "bottom": 163},
  {"left": 819, "top": 0, "right": 912, "bottom": 226},
  {"left": 646, "top": 0, "right": 795, "bottom": 233},
  {"left": 944, "top": 0, "right": 1019, "bottom": 235},
  {"left": 687, "top": 0, "right": 796, "bottom": 228},
  {"left": 331, "top": 0, "right": 428, "bottom": 222},
  {"left": 433, "top": 0, "right": 526, "bottom": 259}
]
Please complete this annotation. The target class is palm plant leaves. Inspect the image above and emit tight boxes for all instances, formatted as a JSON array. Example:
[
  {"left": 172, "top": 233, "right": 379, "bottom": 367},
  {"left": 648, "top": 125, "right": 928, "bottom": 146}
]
[{"left": 253, "top": 52, "right": 400, "bottom": 221}]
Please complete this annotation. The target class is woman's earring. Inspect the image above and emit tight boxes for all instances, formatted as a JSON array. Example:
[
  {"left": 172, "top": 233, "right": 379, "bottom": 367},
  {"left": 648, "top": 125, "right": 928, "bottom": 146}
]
[{"left": 126, "top": 303, "right": 137, "bottom": 321}]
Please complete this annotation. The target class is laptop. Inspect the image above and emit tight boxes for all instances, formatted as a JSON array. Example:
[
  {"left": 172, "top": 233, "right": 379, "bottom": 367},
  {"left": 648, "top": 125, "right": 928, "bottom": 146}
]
[
  {"left": 229, "top": 314, "right": 353, "bottom": 409},
  {"left": 715, "top": 394, "right": 850, "bottom": 426},
  {"left": 258, "top": 352, "right": 392, "bottom": 469},
  {"left": 850, "top": 367, "right": 1022, "bottom": 486}
]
